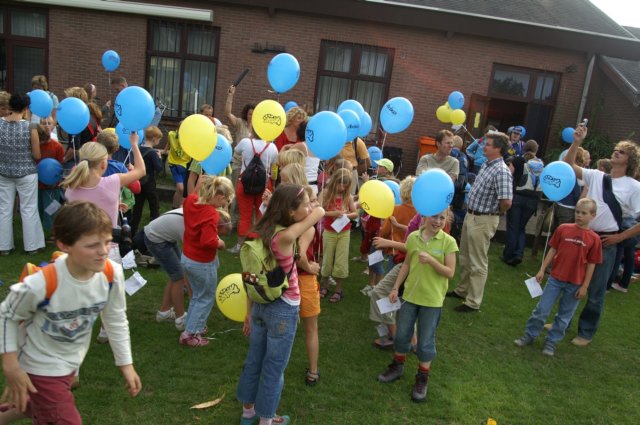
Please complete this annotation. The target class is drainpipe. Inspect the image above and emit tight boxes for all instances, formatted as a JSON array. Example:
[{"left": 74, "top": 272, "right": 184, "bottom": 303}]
[{"left": 577, "top": 53, "right": 596, "bottom": 124}]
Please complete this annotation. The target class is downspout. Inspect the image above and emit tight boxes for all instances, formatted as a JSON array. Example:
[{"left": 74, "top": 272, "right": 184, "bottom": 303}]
[{"left": 577, "top": 54, "right": 596, "bottom": 124}]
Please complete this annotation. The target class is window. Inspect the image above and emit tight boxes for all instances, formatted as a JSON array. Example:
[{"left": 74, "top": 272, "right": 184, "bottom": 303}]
[
  {"left": 0, "top": 7, "right": 48, "bottom": 93},
  {"left": 147, "top": 20, "right": 219, "bottom": 119},
  {"left": 315, "top": 40, "right": 394, "bottom": 132},
  {"left": 489, "top": 65, "right": 560, "bottom": 104}
]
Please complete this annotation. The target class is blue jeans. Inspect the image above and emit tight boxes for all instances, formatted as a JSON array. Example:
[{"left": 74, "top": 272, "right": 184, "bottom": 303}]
[
  {"left": 503, "top": 194, "right": 539, "bottom": 262},
  {"left": 181, "top": 255, "right": 218, "bottom": 334},
  {"left": 524, "top": 277, "right": 581, "bottom": 344},
  {"left": 145, "top": 234, "right": 183, "bottom": 282},
  {"left": 237, "top": 299, "right": 299, "bottom": 419},
  {"left": 578, "top": 243, "right": 617, "bottom": 340},
  {"left": 394, "top": 300, "right": 441, "bottom": 363}
]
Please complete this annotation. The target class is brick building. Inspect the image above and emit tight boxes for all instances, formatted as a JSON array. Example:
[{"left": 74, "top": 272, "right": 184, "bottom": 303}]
[{"left": 1, "top": 0, "right": 638, "bottom": 173}]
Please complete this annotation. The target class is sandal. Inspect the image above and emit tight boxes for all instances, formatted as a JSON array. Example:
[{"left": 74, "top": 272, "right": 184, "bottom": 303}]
[
  {"left": 305, "top": 368, "right": 320, "bottom": 386},
  {"left": 319, "top": 287, "right": 329, "bottom": 299},
  {"left": 329, "top": 291, "right": 343, "bottom": 303}
]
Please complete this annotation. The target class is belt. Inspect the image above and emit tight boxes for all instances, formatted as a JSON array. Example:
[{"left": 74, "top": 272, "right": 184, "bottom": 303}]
[
  {"left": 467, "top": 209, "right": 500, "bottom": 216},
  {"left": 596, "top": 231, "right": 619, "bottom": 236}
]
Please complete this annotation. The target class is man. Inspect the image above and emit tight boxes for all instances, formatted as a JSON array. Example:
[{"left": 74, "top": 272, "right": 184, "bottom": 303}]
[
  {"left": 340, "top": 137, "right": 371, "bottom": 194},
  {"left": 415, "top": 129, "right": 459, "bottom": 180},
  {"left": 564, "top": 125, "right": 640, "bottom": 346},
  {"left": 103, "top": 76, "right": 128, "bottom": 128},
  {"left": 448, "top": 131, "right": 513, "bottom": 312}
]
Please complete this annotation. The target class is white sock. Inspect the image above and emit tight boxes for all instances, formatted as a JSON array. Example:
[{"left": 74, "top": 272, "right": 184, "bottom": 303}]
[{"left": 242, "top": 406, "right": 255, "bottom": 418}]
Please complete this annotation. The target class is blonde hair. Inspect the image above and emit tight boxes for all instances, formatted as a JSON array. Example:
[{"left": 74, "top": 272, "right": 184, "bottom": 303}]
[
  {"left": 62, "top": 143, "right": 109, "bottom": 189},
  {"left": 576, "top": 197, "right": 597, "bottom": 215},
  {"left": 0, "top": 91, "right": 10, "bottom": 108},
  {"left": 64, "top": 86, "right": 88, "bottom": 103},
  {"left": 97, "top": 131, "right": 119, "bottom": 155},
  {"left": 323, "top": 168, "right": 352, "bottom": 209},
  {"left": 286, "top": 106, "right": 307, "bottom": 126},
  {"left": 31, "top": 75, "right": 49, "bottom": 91},
  {"left": 596, "top": 158, "right": 612, "bottom": 173},
  {"left": 217, "top": 208, "right": 231, "bottom": 225},
  {"left": 198, "top": 175, "right": 234, "bottom": 204},
  {"left": 145, "top": 126, "right": 162, "bottom": 140},
  {"left": 452, "top": 135, "right": 464, "bottom": 149},
  {"left": 399, "top": 176, "right": 416, "bottom": 204},
  {"left": 278, "top": 149, "right": 305, "bottom": 168},
  {"left": 280, "top": 163, "right": 308, "bottom": 186},
  {"left": 216, "top": 125, "right": 234, "bottom": 144}
]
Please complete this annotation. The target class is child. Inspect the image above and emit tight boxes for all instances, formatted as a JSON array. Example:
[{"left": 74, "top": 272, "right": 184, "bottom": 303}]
[
  {"left": 165, "top": 126, "right": 191, "bottom": 208},
  {"left": 319, "top": 168, "right": 357, "bottom": 302},
  {"left": 180, "top": 175, "right": 234, "bottom": 347},
  {"left": 514, "top": 198, "right": 602, "bottom": 356},
  {"left": 0, "top": 201, "right": 141, "bottom": 423},
  {"left": 130, "top": 126, "right": 164, "bottom": 235},
  {"left": 34, "top": 119, "right": 65, "bottom": 232},
  {"left": 377, "top": 210, "right": 458, "bottom": 403},
  {"left": 379, "top": 176, "right": 417, "bottom": 272},
  {"left": 237, "top": 183, "right": 324, "bottom": 425}
]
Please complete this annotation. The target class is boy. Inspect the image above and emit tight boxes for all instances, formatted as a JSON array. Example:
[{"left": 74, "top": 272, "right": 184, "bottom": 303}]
[
  {"left": 514, "top": 198, "right": 602, "bottom": 356},
  {"left": 130, "top": 126, "right": 163, "bottom": 235},
  {"left": 0, "top": 201, "right": 141, "bottom": 423},
  {"left": 34, "top": 119, "right": 65, "bottom": 232}
]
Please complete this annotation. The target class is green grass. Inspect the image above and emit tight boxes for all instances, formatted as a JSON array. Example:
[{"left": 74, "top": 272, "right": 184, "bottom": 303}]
[{"left": 1, "top": 210, "right": 639, "bottom": 424}]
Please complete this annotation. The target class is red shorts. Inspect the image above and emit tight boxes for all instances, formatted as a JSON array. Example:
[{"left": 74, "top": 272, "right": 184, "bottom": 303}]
[{"left": 25, "top": 372, "right": 81, "bottom": 425}]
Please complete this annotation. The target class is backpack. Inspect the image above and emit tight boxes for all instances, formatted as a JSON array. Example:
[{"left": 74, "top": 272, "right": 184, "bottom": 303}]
[
  {"left": 516, "top": 158, "right": 544, "bottom": 196},
  {"left": 239, "top": 226, "right": 295, "bottom": 304},
  {"left": 20, "top": 255, "right": 114, "bottom": 309},
  {"left": 241, "top": 140, "right": 269, "bottom": 195}
]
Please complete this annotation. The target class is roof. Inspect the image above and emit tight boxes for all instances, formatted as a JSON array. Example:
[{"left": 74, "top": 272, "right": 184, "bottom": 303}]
[{"left": 600, "top": 25, "right": 640, "bottom": 107}]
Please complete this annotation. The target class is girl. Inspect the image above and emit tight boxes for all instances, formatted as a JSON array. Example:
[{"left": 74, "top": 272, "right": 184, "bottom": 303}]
[
  {"left": 377, "top": 210, "right": 458, "bottom": 403},
  {"left": 180, "top": 175, "right": 234, "bottom": 347},
  {"left": 237, "top": 184, "right": 324, "bottom": 425},
  {"left": 319, "top": 168, "right": 357, "bottom": 302}
]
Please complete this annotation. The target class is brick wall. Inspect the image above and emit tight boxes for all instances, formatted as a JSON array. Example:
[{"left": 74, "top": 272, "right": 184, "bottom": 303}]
[{"left": 45, "top": 2, "right": 593, "bottom": 173}]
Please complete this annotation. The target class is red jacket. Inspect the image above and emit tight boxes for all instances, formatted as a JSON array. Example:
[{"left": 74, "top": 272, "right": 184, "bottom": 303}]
[{"left": 182, "top": 194, "right": 219, "bottom": 262}]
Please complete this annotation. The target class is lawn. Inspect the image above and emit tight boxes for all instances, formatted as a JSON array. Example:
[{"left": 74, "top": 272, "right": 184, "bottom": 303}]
[{"left": 0, "top": 210, "right": 638, "bottom": 425}]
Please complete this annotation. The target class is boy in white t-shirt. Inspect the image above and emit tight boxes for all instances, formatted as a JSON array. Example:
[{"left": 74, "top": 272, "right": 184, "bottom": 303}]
[{"left": 0, "top": 201, "right": 141, "bottom": 424}]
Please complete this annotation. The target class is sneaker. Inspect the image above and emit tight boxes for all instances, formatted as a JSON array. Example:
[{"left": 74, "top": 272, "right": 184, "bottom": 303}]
[
  {"left": 175, "top": 313, "right": 187, "bottom": 331},
  {"left": 571, "top": 336, "right": 591, "bottom": 347},
  {"left": 25, "top": 248, "right": 44, "bottom": 256},
  {"left": 96, "top": 327, "right": 109, "bottom": 344},
  {"left": 179, "top": 331, "right": 209, "bottom": 347},
  {"left": 514, "top": 335, "right": 534, "bottom": 347},
  {"left": 373, "top": 335, "right": 394, "bottom": 350},
  {"left": 377, "top": 360, "right": 404, "bottom": 383},
  {"left": 240, "top": 415, "right": 258, "bottom": 425},
  {"left": 542, "top": 342, "right": 555, "bottom": 356},
  {"left": 611, "top": 283, "right": 628, "bottom": 293},
  {"left": 228, "top": 243, "right": 241, "bottom": 254},
  {"left": 156, "top": 308, "right": 176, "bottom": 323},
  {"left": 411, "top": 371, "right": 429, "bottom": 403}
]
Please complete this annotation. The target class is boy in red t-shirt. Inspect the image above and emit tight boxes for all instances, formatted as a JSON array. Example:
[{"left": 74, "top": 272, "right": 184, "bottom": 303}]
[
  {"left": 514, "top": 198, "right": 602, "bottom": 356},
  {"left": 35, "top": 120, "right": 65, "bottom": 232}
]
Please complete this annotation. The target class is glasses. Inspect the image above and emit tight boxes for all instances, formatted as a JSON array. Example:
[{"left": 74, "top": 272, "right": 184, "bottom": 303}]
[{"left": 613, "top": 149, "right": 628, "bottom": 155}]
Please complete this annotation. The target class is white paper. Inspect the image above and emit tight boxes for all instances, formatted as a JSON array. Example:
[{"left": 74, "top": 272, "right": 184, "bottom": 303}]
[
  {"left": 331, "top": 214, "right": 350, "bottom": 232},
  {"left": 524, "top": 277, "right": 544, "bottom": 298},
  {"left": 376, "top": 297, "right": 402, "bottom": 315},
  {"left": 259, "top": 202, "right": 267, "bottom": 215},
  {"left": 368, "top": 250, "right": 384, "bottom": 266},
  {"left": 376, "top": 323, "right": 389, "bottom": 337},
  {"left": 122, "top": 250, "right": 137, "bottom": 270},
  {"left": 44, "top": 199, "right": 61, "bottom": 216},
  {"left": 125, "top": 271, "right": 147, "bottom": 296}
]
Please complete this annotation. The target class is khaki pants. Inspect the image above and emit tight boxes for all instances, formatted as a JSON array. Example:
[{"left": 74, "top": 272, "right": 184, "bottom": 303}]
[
  {"left": 369, "top": 263, "right": 402, "bottom": 325},
  {"left": 321, "top": 231, "right": 350, "bottom": 279},
  {"left": 453, "top": 214, "right": 499, "bottom": 309}
]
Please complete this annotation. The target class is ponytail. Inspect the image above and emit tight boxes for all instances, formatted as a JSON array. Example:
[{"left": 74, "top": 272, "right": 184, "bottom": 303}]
[{"left": 62, "top": 142, "right": 108, "bottom": 190}]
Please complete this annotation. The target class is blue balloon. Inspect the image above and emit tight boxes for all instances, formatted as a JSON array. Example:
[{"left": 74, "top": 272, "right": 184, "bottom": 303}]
[
  {"left": 562, "top": 127, "right": 575, "bottom": 144},
  {"left": 411, "top": 169, "right": 454, "bottom": 216},
  {"left": 37, "top": 158, "right": 63, "bottom": 186},
  {"left": 116, "top": 123, "right": 144, "bottom": 150},
  {"left": 201, "top": 134, "right": 232, "bottom": 175},
  {"left": 28, "top": 89, "right": 53, "bottom": 117},
  {"left": 337, "top": 99, "right": 365, "bottom": 117},
  {"left": 57, "top": 97, "right": 90, "bottom": 135},
  {"left": 540, "top": 161, "right": 576, "bottom": 201},
  {"left": 448, "top": 91, "right": 465, "bottom": 110},
  {"left": 102, "top": 50, "right": 120, "bottom": 72},
  {"left": 267, "top": 53, "right": 300, "bottom": 94},
  {"left": 305, "top": 111, "right": 347, "bottom": 160},
  {"left": 368, "top": 147, "right": 382, "bottom": 167},
  {"left": 380, "top": 97, "right": 414, "bottom": 134},
  {"left": 284, "top": 101, "right": 298, "bottom": 112},
  {"left": 384, "top": 180, "right": 401, "bottom": 205},
  {"left": 358, "top": 111, "right": 372, "bottom": 137},
  {"left": 115, "top": 86, "right": 155, "bottom": 131},
  {"left": 338, "top": 109, "right": 361, "bottom": 142}
]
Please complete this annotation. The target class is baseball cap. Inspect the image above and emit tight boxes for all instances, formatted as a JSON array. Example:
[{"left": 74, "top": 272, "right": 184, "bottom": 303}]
[{"left": 375, "top": 158, "right": 394, "bottom": 172}]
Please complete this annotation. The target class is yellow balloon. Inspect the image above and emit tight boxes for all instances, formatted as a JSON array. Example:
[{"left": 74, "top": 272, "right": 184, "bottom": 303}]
[
  {"left": 436, "top": 104, "right": 452, "bottom": 123},
  {"left": 252, "top": 99, "right": 286, "bottom": 141},
  {"left": 450, "top": 109, "right": 466, "bottom": 125},
  {"left": 216, "top": 273, "right": 247, "bottom": 322},
  {"left": 359, "top": 180, "right": 395, "bottom": 219},
  {"left": 179, "top": 114, "right": 217, "bottom": 161}
]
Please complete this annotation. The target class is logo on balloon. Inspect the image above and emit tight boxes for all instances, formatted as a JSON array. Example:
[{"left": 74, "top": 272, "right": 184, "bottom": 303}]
[
  {"left": 543, "top": 175, "right": 561, "bottom": 188},
  {"left": 348, "top": 124, "right": 359, "bottom": 130},
  {"left": 263, "top": 114, "right": 282, "bottom": 126},
  {"left": 114, "top": 103, "right": 122, "bottom": 117},
  {"left": 305, "top": 129, "right": 314, "bottom": 143},
  {"left": 219, "top": 282, "right": 241, "bottom": 302},
  {"left": 385, "top": 104, "right": 398, "bottom": 116},
  {"left": 446, "top": 193, "right": 453, "bottom": 203},
  {"left": 361, "top": 201, "right": 370, "bottom": 211}
]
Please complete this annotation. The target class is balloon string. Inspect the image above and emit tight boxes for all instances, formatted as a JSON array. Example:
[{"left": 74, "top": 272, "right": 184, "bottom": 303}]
[
  {"left": 374, "top": 131, "right": 388, "bottom": 178},
  {"left": 457, "top": 124, "right": 478, "bottom": 144},
  {"left": 72, "top": 136, "right": 77, "bottom": 165},
  {"left": 540, "top": 204, "right": 554, "bottom": 269}
]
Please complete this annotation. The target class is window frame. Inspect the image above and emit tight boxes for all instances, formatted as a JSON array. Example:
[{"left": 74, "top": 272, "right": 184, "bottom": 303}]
[
  {"left": 488, "top": 63, "right": 561, "bottom": 105},
  {"left": 145, "top": 19, "right": 220, "bottom": 120}
]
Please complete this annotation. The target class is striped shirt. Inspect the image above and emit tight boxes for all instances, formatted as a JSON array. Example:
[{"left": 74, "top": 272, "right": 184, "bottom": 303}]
[
  {"left": 467, "top": 157, "right": 513, "bottom": 213},
  {"left": 271, "top": 232, "right": 300, "bottom": 306}
]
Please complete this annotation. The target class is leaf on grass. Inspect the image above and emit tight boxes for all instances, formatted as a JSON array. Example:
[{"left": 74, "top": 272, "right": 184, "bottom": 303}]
[{"left": 190, "top": 393, "right": 225, "bottom": 410}]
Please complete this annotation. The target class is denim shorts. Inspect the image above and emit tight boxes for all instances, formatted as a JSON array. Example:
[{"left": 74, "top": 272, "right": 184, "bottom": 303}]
[
  {"left": 144, "top": 233, "right": 183, "bottom": 281},
  {"left": 169, "top": 164, "right": 188, "bottom": 184}
]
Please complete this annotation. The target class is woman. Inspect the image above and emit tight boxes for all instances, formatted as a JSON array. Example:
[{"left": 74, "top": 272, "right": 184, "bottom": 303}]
[
  {"left": 0, "top": 93, "right": 45, "bottom": 255},
  {"left": 274, "top": 106, "right": 307, "bottom": 151}
]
